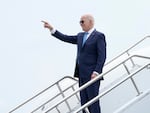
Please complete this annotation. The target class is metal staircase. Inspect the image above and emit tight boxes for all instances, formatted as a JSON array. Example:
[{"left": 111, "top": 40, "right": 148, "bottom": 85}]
[
  {"left": 9, "top": 76, "right": 79, "bottom": 113},
  {"left": 9, "top": 36, "right": 150, "bottom": 113}
]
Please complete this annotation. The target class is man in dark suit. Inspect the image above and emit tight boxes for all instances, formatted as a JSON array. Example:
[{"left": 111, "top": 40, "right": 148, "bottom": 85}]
[{"left": 42, "top": 14, "right": 106, "bottom": 113}]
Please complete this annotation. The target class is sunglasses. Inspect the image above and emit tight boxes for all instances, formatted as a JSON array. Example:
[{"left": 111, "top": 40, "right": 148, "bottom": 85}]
[{"left": 80, "top": 20, "right": 84, "bottom": 24}]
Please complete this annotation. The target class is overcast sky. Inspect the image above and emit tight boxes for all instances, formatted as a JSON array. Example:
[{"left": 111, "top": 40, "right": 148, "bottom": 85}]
[{"left": 0, "top": 0, "right": 150, "bottom": 112}]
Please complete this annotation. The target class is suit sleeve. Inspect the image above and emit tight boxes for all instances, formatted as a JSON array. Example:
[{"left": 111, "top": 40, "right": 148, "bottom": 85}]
[
  {"left": 52, "top": 30, "right": 77, "bottom": 44},
  {"left": 94, "top": 33, "right": 106, "bottom": 74}
]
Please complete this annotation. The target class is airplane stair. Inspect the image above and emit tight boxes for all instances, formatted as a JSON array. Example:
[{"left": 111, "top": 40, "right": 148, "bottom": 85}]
[
  {"left": 113, "top": 88, "right": 150, "bottom": 113},
  {"left": 9, "top": 36, "right": 150, "bottom": 113}
]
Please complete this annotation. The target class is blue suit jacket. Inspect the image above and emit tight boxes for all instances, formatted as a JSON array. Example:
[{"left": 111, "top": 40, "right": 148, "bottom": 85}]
[{"left": 52, "top": 29, "right": 106, "bottom": 79}]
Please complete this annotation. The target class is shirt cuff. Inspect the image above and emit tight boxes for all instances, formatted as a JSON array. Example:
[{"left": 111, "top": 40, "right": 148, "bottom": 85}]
[
  {"left": 93, "top": 71, "right": 99, "bottom": 75},
  {"left": 50, "top": 28, "right": 56, "bottom": 34}
]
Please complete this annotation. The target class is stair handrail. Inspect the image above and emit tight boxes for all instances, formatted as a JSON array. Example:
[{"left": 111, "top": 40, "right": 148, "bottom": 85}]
[
  {"left": 105, "top": 35, "right": 150, "bottom": 66},
  {"left": 43, "top": 55, "right": 150, "bottom": 113},
  {"left": 31, "top": 79, "right": 79, "bottom": 113},
  {"left": 73, "top": 62, "right": 150, "bottom": 113},
  {"left": 9, "top": 76, "right": 78, "bottom": 113}
]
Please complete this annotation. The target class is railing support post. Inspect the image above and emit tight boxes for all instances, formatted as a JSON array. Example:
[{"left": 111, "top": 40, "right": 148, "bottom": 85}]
[
  {"left": 130, "top": 77, "right": 141, "bottom": 95},
  {"left": 123, "top": 62, "right": 141, "bottom": 95},
  {"left": 57, "top": 83, "right": 72, "bottom": 112},
  {"left": 126, "top": 51, "right": 135, "bottom": 67}
]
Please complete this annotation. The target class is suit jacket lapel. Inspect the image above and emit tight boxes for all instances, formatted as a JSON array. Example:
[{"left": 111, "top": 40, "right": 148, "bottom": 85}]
[
  {"left": 78, "top": 29, "right": 96, "bottom": 50},
  {"left": 78, "top": 33, "right": 84, "bottom": 49},
  {"left": 83, "top": 29, "right": 96, "bottom": 47}
]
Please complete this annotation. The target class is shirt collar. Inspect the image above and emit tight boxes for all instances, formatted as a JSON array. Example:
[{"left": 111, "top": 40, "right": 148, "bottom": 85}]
[{"left": 87, "top": 27, "right": 95, "bottom": 35}]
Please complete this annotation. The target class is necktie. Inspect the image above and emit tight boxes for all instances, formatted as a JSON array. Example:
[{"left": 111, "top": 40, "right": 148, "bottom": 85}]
[{"left": 82, "top": 32, "right": 88, "bottom": 46}]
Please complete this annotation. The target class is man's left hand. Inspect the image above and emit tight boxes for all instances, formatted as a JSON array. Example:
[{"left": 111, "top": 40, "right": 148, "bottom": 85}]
[{"left": 91, "top": 72, "right": 98, "bottom": 79}]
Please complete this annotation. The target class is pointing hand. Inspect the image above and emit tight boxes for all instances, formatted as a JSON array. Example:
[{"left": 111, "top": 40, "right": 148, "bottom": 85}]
[{"left": 41, "top": 20, "right": 53, "bottom": 31}]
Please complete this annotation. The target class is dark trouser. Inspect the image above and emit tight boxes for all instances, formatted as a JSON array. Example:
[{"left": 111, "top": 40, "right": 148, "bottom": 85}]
[{"left": 79, "top": 77, "right": 101, "bottom": 113}]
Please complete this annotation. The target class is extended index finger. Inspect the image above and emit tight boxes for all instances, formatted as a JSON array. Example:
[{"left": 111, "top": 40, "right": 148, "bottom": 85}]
[{"left": 41, "top": 20, "right": 48, "bottom": 24}]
